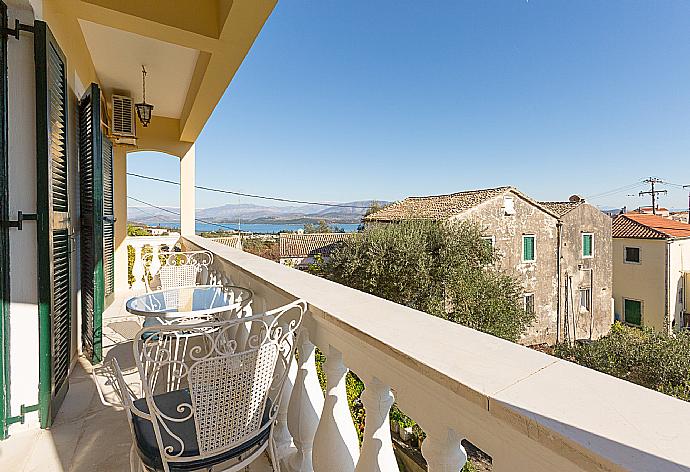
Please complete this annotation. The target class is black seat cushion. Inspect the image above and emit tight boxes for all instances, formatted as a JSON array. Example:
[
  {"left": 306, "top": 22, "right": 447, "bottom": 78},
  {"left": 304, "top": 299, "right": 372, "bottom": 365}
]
[{"left": 131, "top": 389, "right": 272, "bottom": 472}]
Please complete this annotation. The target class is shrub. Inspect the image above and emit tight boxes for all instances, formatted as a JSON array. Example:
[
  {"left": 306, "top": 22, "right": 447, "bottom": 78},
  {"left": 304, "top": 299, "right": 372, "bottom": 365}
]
[{"left": 555, "top": 322, "right": 690, "bottom": 401}]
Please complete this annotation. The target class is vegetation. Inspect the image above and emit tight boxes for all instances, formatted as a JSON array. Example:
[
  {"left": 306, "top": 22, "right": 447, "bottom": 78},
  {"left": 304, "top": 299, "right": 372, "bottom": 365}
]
[
  {"left": 319, "top": 219, "right": 534, "bottom": 342},
  {"left": 309, "top": 219, "right": 525, "bottom": 471},
  {"left": 358, "top": 201, "right": 388, "bottom": 230},
  {"left": 555, "top": 323, "right": 690, "bottom": 401},
  {"left": 303, "top": 220, "right": 345, "bottom": 234},
  {"left": 242, "top": 238, "right": 279, "bottom": 261},
  {"left": 127, "top": 224, "right": 150, "bottom": 236}
]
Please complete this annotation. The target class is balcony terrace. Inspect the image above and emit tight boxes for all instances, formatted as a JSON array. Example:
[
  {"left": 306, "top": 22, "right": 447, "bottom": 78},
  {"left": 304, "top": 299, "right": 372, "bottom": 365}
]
[{"left": 4, "top": 234, "right": 690, "bottom": 472}]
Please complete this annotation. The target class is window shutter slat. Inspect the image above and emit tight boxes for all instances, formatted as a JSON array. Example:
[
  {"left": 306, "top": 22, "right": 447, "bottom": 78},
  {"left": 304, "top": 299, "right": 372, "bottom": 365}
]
[
  {"left": 78, "top": 83, "right": 105, "bottom": 364},
  {"left": 35, "top": 20, "right": 71, "bottom": 427}
]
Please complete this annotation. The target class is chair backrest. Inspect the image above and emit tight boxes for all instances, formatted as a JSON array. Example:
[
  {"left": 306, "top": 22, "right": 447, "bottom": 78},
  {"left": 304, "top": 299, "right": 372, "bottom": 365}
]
[
  {"left": 144, "top": 250, "right": 213, "bottom": 292},
  {"left": 132, "top": 299, "right": 306, "bottom": 464}
]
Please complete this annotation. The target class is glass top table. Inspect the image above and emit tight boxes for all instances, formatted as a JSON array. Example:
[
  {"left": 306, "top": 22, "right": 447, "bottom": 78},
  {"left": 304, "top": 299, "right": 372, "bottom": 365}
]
[{"left": 125, "top": 285, "right": 253, "bottom": 319}]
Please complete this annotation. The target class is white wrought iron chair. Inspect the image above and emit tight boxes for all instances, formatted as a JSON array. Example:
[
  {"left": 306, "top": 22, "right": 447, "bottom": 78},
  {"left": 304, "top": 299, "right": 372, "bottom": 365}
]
[
  {"left": 105, "top": 299, "right": 306, "bottom": 472},
  {"left": 145, "top": 251, "right": 214, "bottom": 292}
]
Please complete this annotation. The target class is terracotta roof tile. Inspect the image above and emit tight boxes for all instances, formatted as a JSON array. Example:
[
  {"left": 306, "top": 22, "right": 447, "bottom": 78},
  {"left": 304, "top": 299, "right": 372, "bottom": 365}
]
[
  {"left": 612, "top": 213, "right": 690, "bottom": 239},
  {"left": 365, "top": 187, "right": 562, "bottom": 222},
  {"left": 538, "top": 201, "right": 582, "bottom": 216},
  {"left": 364, "top": 187, "right": 513, "bottom": 221},
  {"left": 279, "top": 233, "right": 353, "bottom": 258}
]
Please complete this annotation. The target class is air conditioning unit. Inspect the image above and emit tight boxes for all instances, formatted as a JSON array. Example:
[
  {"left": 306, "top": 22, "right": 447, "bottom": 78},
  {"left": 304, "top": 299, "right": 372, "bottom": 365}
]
[{"left": 111, "top": 94, "right": 136, "bottom": 138}]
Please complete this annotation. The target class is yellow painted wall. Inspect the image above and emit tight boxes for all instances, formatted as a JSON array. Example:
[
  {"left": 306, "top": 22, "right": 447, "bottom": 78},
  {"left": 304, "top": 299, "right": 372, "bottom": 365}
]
[{"left": 612, "top": 238, "right": 667, "bottom": 331}]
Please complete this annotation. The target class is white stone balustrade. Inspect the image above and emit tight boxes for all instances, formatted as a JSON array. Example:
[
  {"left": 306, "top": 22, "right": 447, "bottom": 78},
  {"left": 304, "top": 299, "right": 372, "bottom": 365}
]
[
  {"left": 125, "top": 235, "right": 181, "bottom": 290},
  {"left": 184, "top": 234, "right": 690, "bottom": 472}
]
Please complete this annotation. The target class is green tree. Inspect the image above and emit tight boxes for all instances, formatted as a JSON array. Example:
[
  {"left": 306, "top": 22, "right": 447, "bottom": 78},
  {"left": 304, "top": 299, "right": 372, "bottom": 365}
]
[
  {"left": 127, "top": 224, "right": 150, "bottom": 236},
  {"left": 321, "top": 219, "right": 533, "bottom": 342},
  {"left": 304, "top": 220, "right": 332, "bottom": 234}
]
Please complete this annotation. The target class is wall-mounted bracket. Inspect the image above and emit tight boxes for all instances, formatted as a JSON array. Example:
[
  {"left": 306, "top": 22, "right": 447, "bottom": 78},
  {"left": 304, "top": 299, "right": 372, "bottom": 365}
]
[
  {"left": 3, "top": 211, "right": 37, "bottom": 230},
  {"left": 6, "top": 403, "right": 40, "bottom": 425},
  {"left": 5, "top": 18, "right": 33, "bottom": 40}
]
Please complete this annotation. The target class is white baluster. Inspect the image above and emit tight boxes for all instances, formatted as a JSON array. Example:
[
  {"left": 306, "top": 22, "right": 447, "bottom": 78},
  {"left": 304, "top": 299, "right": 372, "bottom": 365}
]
[
  {"left": 421, "top": 427, "right": 467, "bottom": 472},
  {"left": 354, "top": 377, "right": 397, "bottom": 472},
  {"left": 285, "top": 328, "right": 324, "bottom": 472},
  {"left": 275, "top": 346, "right": 298, "bottom": 458},
  {"left": 131, "top": 243, "right": 145, "bottom": 290},
  {"left": 149, "top": 243, "right": 161, "bottom": 279},
  {"left": 313, "top": 346, "right": 360, "bottom": 472}
]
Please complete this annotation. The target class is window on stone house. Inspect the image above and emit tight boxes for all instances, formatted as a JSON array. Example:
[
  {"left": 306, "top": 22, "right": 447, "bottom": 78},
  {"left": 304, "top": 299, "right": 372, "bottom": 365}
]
[
  {"left": 582, "top": 233, "right": 594, "bottom": 258},
  {"left": 504, "top": 196, "right": 515, "bottom": 215},
  {"left": 524, "top": 293, "right": 535, "bottom": 315},
  {"left": 579, "top": 288, "right": 591, "bottom": 311},
  {"left": 481, "top": 236, "right": 495, "bottom": 248},
  {"left": 522, "top": 235, "right": 536, "bottom": 262}
]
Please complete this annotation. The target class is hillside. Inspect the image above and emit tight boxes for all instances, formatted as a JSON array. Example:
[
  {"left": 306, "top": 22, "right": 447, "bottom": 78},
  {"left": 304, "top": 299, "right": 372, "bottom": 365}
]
[{"left": 128, "top": 200, "right": 389, "bottom": 225}]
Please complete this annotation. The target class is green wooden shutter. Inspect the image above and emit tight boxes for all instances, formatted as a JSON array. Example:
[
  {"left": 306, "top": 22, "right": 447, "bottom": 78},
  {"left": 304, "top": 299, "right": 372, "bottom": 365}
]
[
  {"left": 35, "top": 20, "right": 71, "bottom": 428},
  {"left": 583, "top": 234, "right": 592, "bottom": 257},
  {"left": 78, "top": 83, "right": 103, "bottom": 364},
  {"left": 523, "top": 236, "right": 535, "bottom": 261},
  {"left": 624, "top": 299, "right": 642, "bottom": 326},
  {"left": 0, "top": 0, "right": 9, "bottom": 440},
  {"left": 103, "top": 137, "right": 115, "bottom": 298}
]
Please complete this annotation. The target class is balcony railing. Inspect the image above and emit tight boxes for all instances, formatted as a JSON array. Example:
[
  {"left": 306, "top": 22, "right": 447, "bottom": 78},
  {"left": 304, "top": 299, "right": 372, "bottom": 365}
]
[{"left": 170, "top": 234, "right": 690, "bottom": 471}]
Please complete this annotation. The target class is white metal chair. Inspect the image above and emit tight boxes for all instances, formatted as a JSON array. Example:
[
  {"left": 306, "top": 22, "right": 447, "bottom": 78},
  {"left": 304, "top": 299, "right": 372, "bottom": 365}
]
[
  {"left": 105, "top": 299, "right": 306, "bottom": 472},
  {"left": 145, "top": 251, "right": 214, "bottom": 292}
]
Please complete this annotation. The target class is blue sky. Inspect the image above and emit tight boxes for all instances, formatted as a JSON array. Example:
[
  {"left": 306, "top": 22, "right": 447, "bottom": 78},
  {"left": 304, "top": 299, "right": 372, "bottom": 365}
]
[{"left": 129, "top": 0, "right": 690, "bottom": 212}]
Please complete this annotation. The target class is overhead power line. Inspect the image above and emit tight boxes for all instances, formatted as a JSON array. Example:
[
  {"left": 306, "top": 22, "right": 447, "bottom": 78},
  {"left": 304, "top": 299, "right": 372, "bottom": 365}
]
[
  {"left": 584, "top": 181, "right": 645, "bottom": 200},
  {"left": 127, "top": 172, "right": 370, "bottom": 209},
  {"left": 127, "top": 196, "right": 241, "bottom": 232}
]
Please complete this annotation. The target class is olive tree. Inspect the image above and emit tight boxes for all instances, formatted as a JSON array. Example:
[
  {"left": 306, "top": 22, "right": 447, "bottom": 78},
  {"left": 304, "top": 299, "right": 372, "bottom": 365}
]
[{"left": 321, "top": 219, "right": 534, "bottom": 342}]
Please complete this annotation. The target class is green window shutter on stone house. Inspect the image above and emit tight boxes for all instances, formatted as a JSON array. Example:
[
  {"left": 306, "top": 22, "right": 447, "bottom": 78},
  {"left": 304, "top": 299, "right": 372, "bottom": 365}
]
[
  {"left": 523, "top": 235, "right": 535, "bottom": 261},
  {"left": 583, "top": 233, "right": 593, "bottom": 257}
]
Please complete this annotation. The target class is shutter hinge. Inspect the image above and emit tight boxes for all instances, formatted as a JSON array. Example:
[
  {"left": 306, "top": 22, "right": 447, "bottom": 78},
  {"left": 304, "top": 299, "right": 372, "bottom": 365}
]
[
  {"left": 5, "top": 19, "right": 33, "bottom": 40},
  {"left": 2, "top": 210, "right": 37, "bottom": 230},
  {"left": 6, "top": 403, "right": 40, "bottom": 425}
]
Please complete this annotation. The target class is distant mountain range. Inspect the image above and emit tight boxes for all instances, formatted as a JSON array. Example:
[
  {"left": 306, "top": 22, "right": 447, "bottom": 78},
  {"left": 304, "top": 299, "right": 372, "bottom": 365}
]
[{"left": 128, "top": 200, "right": 389, "bottom": 225}]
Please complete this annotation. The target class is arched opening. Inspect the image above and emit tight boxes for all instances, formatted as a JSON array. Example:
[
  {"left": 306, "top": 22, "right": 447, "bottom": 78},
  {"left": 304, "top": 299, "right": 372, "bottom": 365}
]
[{"left": 126, "top": 150, "right": 182, "bottom": 231}]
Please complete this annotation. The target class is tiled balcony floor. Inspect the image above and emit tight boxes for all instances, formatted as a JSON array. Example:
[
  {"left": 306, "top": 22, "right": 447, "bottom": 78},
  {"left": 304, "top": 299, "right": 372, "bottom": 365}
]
[{"left": 0, "top": 292, "right": 273, "bottom": 472}]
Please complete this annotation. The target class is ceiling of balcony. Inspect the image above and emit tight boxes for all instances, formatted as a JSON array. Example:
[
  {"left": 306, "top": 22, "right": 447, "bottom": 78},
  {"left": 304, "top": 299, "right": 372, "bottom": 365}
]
[
  {"left": 79, "top": 19, "right": 199, "bottom": 119},
  {"left": 45, "top": 0, "right": 277, "bottom": 143}
]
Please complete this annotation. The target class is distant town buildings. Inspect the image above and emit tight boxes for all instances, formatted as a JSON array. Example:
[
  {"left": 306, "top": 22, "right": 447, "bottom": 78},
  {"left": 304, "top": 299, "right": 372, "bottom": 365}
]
[
  {"left": 612, "top": 213, "right": 690, "bottom": 332},
  {"left": 365, "top": 186, "right": 613, "bottom": 345}
]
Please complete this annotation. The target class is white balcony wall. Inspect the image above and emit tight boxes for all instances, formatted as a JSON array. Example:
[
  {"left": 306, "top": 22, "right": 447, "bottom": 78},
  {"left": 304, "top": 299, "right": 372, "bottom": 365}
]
[
  {"left": 185, "top": 235, "right": 690, "bottom": 472},
  {"left": 5, "top": 1, "right": 86, "bottom": 434},
  {"left": 6, "top": 3, "right": 40, "bottom": 433}
]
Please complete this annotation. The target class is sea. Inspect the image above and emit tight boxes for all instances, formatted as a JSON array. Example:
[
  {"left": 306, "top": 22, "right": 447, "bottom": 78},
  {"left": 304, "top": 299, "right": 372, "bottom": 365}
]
[{"left": 149, "top": 222, "right": 361, "bottom": 234}]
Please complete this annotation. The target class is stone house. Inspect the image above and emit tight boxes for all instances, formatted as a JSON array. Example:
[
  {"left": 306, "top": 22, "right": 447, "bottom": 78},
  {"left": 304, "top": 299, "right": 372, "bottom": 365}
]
[
  {"left": 612, "top": 213, "right": 690, "bottom": 332},
  {"left": 279, "top": 233, "right": 353, "bottom": 270},
  {"left": 365, "top": 187, "right": 613, "bottom": 345}
]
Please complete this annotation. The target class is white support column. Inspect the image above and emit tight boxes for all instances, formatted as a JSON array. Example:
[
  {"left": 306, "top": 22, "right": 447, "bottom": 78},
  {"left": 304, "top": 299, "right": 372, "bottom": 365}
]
[
  {"left": 313, "top": 346, "right": 360, "bottom": 472},
  {"left": 179, "top": 144, "right": 195, "bottom": 236},
  {"left": 285, "top": 328, "right": 324, "bottom": 472},
  {"left": 354, "top": 377, "right": 397, "bottom": 472},
  {"left": 113, "top": 145, "right": 129, "bottom": 293},
  {"left": 421, "top": 427, "right": 467, "bottom": 472}
]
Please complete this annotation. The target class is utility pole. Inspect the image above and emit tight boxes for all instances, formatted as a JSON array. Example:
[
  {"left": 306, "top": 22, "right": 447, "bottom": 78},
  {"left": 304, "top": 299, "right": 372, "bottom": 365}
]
[
  {"left": 639, "top": 177, "right": 667, "bottom": 215},
  {"left": 684, "top": 185, "right": 690, "bottom": 224}
]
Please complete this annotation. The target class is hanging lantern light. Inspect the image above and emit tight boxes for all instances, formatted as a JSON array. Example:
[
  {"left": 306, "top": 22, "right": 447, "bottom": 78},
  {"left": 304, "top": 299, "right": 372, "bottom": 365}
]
[{"left": 135, "top": 65, "right": 154, "bottom": 127}]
